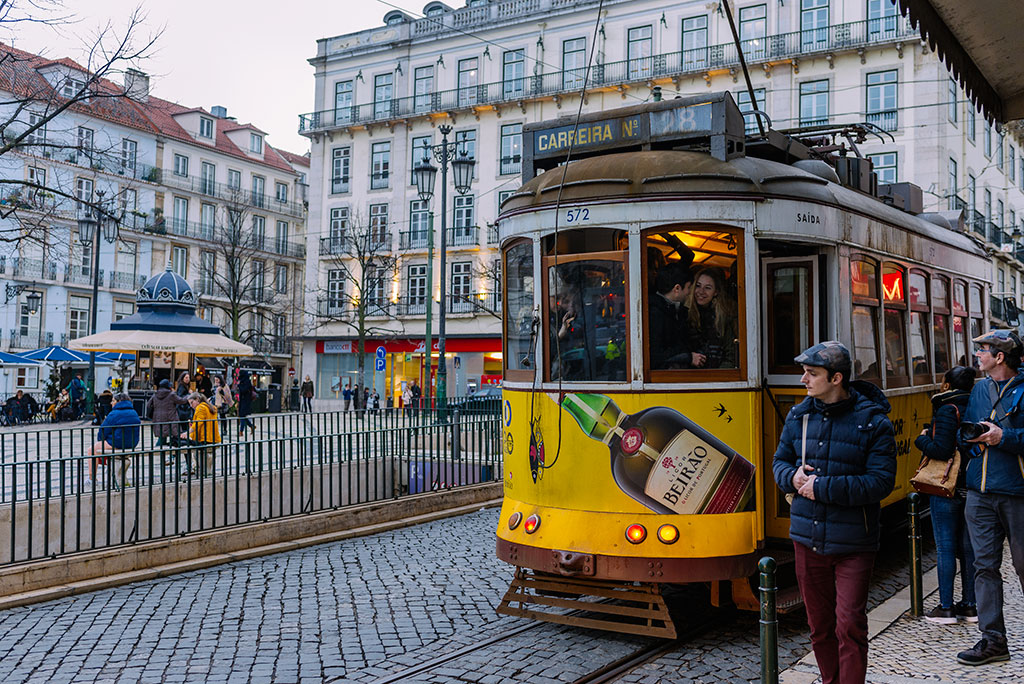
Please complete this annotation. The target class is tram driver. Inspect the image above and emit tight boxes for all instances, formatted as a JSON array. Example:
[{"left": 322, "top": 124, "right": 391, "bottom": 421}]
[{"left": 649, "top": 262, "right": 705, "bottom": 369}]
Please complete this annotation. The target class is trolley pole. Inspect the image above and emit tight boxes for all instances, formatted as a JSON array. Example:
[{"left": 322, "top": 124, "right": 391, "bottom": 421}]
[
  {"left": 907, "top": 492, "right": 924, "bottom": 616},
  {"left": 759, "top": 556, "right": 779, "bottom": 684}
]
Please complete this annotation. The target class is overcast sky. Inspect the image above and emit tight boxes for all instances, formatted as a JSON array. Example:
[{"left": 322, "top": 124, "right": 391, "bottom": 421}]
[{"left": 4, "top": 0, "right": 423, "bottom": 154}]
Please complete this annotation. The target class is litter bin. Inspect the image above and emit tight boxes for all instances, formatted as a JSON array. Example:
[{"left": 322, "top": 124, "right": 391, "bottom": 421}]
[
  {"left": 268, "top": 383, "right": 282, "bottom": 413},
  {"left": 289, "top": 383, "right": 300, "bottom": 411},
  {"left": 253, "top": 388, "right": 268, "bottom": 413}
]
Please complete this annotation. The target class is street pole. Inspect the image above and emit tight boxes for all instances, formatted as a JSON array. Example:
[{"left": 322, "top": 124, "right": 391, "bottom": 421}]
[
  {"left": 85, "top": 219, "right": 101, "bottom": 415},
  {"left": 423, "top": 211, "right": 434, "bottom": 415},
  {"left": 436, "top": 125, "right": 451, "bottom": 413}
]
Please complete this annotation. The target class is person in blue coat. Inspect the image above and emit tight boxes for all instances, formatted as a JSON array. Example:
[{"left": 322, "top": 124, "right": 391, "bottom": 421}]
[
  {"left": 85, "top": 393, "right": 141, "bottom": 488},
  {"left": 954, "top": 329, "right": 1024, "bottom": 666},
  {"left": 773, "top": 341, "right": 896, "bottom": 684}
]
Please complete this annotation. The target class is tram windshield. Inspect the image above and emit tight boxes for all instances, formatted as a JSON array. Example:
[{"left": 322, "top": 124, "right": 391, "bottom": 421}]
[{"left": 645, "top": 227, "right": 741, "bottom": 376}]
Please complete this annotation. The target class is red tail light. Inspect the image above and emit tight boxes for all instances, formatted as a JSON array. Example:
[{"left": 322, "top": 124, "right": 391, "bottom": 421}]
[
  {"left": 524, "top": 513, "right": 541, "bottom": 534},
  {"left": 625, "top": 524, "right": 647, "bottom": 544}
]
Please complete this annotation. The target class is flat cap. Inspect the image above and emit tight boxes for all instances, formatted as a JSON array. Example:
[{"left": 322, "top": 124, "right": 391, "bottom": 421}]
[
  {"left": 973, "top": 329, "right": 1023, "bottom": 356},
  {"left": 794, "top": 340, "right": 852, "bottom": 374}
]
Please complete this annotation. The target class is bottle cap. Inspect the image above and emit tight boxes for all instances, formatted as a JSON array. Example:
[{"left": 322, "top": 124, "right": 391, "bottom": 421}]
[{"left": 561, "top": 393, "right": 617, "bottom": 440}]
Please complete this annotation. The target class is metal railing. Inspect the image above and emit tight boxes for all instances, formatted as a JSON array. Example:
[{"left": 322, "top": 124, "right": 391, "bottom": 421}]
[
  {"left": 0, "top": 408, "right": 501, "bottom": 566},
  {"left": 300, "top": 16, "right": 916, "bottom": 134},
  {"left": 399, "top": 230, "right": 431, "bottom": 250},
  {"left": 448, "top": 226, "right": 479, "bottom": 247},
  {"left": 159, "top": 174, "right": 306, "bottom": 219},
  {"left": 144, "top": 216, "right": 305, "bottom": 258},
  {"left": 108, "top": 271, "right": 145, "bottom": 291},
  {"left": 8, "top": 330, "right": 51, "bottom": 350},
  {"left": 866, "top": 110, "right": 898, "bottom": 132},
  {"left": 64, "top": 264, "right": 99, "bottom": 286},
  {"left": 396, "top": 298, "right": 428, "bottom": 316}
]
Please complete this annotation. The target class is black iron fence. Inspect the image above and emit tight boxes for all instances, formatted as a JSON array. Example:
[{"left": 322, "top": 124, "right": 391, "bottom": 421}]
[{"left": 0, "top": 407, "right": 502, "bottom": 566}]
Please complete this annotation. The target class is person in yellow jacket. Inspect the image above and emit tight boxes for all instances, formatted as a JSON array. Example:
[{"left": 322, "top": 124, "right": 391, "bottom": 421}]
[{"left": 179, "top": 392, "right": 220, "bottom": 476}]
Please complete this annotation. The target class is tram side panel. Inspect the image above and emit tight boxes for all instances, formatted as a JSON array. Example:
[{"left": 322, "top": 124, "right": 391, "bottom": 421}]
[{"left": 497, "top": 387, "right": 765, "bottom": 583}]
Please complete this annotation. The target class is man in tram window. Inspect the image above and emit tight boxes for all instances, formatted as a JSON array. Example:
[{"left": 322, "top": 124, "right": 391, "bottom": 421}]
[
  {"left": 773, "top": 341, "right": 896, "bottom": 684},
  {"left": 549, "top": 280, "right": 586, "bottom": 380},
  {"left": 648, "top": 262, "right": 705, "bottom": 369}
]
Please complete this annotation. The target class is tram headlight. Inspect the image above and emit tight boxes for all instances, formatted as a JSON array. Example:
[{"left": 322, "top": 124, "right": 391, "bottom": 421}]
[
  {"left": 523, "top": 514, "right": 541, "bottom": 534},
  {"left": 657, "top": 524, "right": 679, "bottom": 545},
  {"left": 625, "top": 524, "right": 647, "bottom": 544},
  {"left": 508, "top": 512, "right": 523, "bottom": 530}
]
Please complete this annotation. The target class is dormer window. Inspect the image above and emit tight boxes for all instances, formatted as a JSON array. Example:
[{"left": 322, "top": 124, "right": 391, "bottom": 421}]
[
  {"left": 250, "top": 133, "right": 263, "bottom": 154},
  {"left": 199, "top": 117, "right": 214, "bottom": 139},
  {"left": 61, "top": 76, "right": 85, "bottom": 99},
  {"left": 426, "top": 5, "right": 445, "bottom": 17},
  {"left": 385, "top": 13, "right": 405, "bottom": 25}
]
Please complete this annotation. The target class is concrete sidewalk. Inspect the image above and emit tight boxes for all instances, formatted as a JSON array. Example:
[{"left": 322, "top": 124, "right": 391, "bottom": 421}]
[{"left": 782, "top": 544, "right": 1023, "bottom": 683}]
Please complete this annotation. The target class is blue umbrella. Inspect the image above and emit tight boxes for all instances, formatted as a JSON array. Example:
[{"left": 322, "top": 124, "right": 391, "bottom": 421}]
[
  {"left": 21, "top": 346, "right": 94, "bottom": 363},
  {"left": 0, "top": 351, "right": 40, "bottom": 366},
  {"left": 96, "top": 352, "right": 136, "bottom": 362}
]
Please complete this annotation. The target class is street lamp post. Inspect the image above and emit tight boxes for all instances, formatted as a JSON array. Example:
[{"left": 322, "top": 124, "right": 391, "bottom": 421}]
[
  {"left": 413, "top": 125, "right": 474, "bottom": 411},
  {"left": 77, "top": 190, "right": 119, "bottom": 414}
]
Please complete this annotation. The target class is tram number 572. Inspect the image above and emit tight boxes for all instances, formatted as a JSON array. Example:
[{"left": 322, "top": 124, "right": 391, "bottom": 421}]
[{"left": 565, "top": 208, "right": 591, "bottom": 223}]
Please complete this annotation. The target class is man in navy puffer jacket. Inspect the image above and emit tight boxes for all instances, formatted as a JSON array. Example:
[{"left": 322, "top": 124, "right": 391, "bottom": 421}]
[
  {"left": 773, "top": 341, "right": 896, "bottom": 684},
  {"left": 954, "top": 330, "right": 1024, "bottom": 666}
]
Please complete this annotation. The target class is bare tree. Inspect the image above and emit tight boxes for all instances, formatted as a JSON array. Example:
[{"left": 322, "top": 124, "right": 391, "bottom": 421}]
[
  {"left": 309, "top": 211, "right": 402, "bottom": 394},
  {"left": 0, "top": 2, "right": 160, "bottom": 246},
  {"left": 198, "top": 189, "right": 279, "bottom": 341}
]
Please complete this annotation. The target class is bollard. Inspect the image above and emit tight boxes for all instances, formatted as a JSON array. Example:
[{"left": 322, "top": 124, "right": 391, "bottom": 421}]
[
  {"left": 759, "top": 556, "right": 779, "bottom": 684},
  {"left": 907, "top": 492, "right": 923, "bottom": 617}
]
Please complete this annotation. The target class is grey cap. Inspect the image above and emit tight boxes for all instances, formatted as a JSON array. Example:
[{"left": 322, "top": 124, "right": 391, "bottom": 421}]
[
  {"left": 794, "top": 340, "right": 852, "bottom": 375},
  {"left": 973, "top": 329, "right": 1024, "bottom": 356}
]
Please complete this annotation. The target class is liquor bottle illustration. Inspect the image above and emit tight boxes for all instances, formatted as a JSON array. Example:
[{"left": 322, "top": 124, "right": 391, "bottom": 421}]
[{"left": 561, "top": 393, "right": 755, "bottom": 514}]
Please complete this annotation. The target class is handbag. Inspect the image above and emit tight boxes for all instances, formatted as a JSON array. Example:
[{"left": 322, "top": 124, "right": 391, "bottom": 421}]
[
  {"left": 910, "top": 405, "right": 961, "bottom": 498},
  {"left": 786, "top": 415, "right": 809, "bottom": 506}
]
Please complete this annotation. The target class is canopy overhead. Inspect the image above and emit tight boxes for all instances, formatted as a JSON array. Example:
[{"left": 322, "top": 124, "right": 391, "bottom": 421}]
[
  {"left": 898, "top": 0, "right": 1024, "bottom": 123},
  {"left": 20, "top": 345, "right": 93, "bottom": 363},
  {"left": 0, "top": 351, "right": 40, "bottom": 366},
  {"left": 70, "top": 329, "right": 253, "bottom": 356}
]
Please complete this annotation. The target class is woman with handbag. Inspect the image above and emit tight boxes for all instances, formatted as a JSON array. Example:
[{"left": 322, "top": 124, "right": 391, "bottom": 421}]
[{"left": 914, "top": 365, "right": 978, "bottom": 624}]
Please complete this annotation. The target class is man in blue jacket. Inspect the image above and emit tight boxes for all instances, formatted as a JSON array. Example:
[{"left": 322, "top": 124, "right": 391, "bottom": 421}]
[
  {"left": 773, "top": 341, "right": 896, "bottom": 684},
  {"left": 956, "top": 329, "right": 1024, "bottom": 666},
  {"left": 85, "top": 393, "right": 141, "bottom": 488}
]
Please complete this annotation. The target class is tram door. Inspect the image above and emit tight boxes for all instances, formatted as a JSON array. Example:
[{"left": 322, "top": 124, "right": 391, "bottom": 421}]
[{"left": 760, "top": 257, "right": 818, "bottom": 539}]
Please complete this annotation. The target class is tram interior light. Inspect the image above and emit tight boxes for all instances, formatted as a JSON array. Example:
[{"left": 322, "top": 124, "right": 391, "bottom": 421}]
[
  {"left": 657, "top": 524, "right": 679, "bottom": 545},
  {"left": 523, "top": 513, "right": 541, "bottom": 534},
  {"left": 625, "top": 524, "right": 647, "bottom": 544}
]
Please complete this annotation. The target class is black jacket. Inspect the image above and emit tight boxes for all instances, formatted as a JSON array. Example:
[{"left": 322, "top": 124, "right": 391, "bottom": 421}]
[
  {"left": 914, "top": 389, "right": 970, "bottom": 489},
  {"left": 648, "top": 293, "right": 693, "bottom": 369},
  {"left": 773, "top": 380, "right": 897, "bottom": 555},
  {"left": 686, "top": 304, "right": 737, "bottom": 368}
]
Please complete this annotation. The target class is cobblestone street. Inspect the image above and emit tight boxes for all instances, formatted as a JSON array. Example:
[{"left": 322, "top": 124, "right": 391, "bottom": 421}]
[{"left": 0, "top": 507, "right": 935, "bottom": 684}]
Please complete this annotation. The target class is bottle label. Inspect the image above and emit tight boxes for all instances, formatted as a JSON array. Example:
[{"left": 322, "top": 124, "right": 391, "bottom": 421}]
[{"left": 644, "top": 430, "right": 730, "bottom": 514}]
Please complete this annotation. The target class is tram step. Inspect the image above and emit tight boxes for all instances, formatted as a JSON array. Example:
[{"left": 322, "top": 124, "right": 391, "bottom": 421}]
[{"left": 496, "top": 568, "right": 677, "bottom": 639}]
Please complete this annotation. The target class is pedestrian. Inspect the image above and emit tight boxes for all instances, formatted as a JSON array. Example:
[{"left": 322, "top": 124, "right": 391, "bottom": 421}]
[
  {"left": 914, "top": 365, "right": 978, "bottom": 625},
  {"left": 212, "top": 375, "right": 233, "bottom": 438},
  {"left": 402, "top": 383, "right": 412, "bottom": 411},
  {"left": 175, "top": 371, "right": 192, "bottom": 433},
  {"left": 179, "top": 392, "right": 221, "bottom": 476},
  {"left": 954, "top": 330, "right": 1024, "bottom": 666},
  {"left": 68, "top": 372, "right": 85, "bottom": 418},
  {"left": 85, "top": 393, "right": 140, "bottom": 489},
  {"left": 195, "top": 364, "right": 213, "bottom": 398},
  {"left": 411, "top": 380, "right": 422, "bottom": 409},
  {"left": 773, "top": 341, "right": 896, "bottom": 684},
  {"left": 236, "top": 369, "right": 255, "bottom": 437},
  {"left": 301, "top": 375, "right": 314, "bottom": 413},
  {"left": 343, "top": 382, "right": 352, "bottom": 412},
  {"left": 93, "top": 389, "right": 113, "bottom": 425},
  {"left": 370, "top": 389, "right": 380, "bottom": 414}
]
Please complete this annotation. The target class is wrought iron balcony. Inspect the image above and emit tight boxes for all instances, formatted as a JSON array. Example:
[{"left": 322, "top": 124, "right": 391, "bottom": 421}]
[
  {"left": 447, "top": 226, "right": 478, "bottom": 247},
  {"left": 447, "top": 291, "right": 501, "bottom": 314},
  {"left": 316, "top": 298, "right": 351, "bottom": 318},
  {"left": 246, "top": 287, "right": 275, "bottom": 304},
  {"left": 109, "top": 271, "right": 146, "bottom": 291},
  {"left": 64, "top": 264, "right": 99, "bottom": 286},
  {"left": 300, "top": 16, "right": 916, "bottom": 135},
  {"left": 866, "top": 110, "right": 898, "bottom": 132},
  {"left": 396, "top": 297, "right": 427, "bottom": 316},
  {"left": 159, "top": 174, "right": 306, "bottom": 219},
  {"left": 10, "top": 257, "right": 57, "bottom": 281},
  {"left": 399, "top": 230, "right": 431, "bottom": 251},
  {"left": 987, "top": 221, "right": 1003, "bottom": 246},
  {"left": 8, "top": 329, "right": 50, "bottom": 350},
  {"left": 486, "top": 224, "right": 499, "bottom": 245},
  {"left": 144, "top": 216, "right": 304, "bottom": 258}
]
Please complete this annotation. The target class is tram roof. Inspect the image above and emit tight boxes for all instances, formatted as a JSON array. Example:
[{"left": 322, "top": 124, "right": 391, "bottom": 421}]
[{"left": 499, "top": 149, "right": 985, "bottom": 259}]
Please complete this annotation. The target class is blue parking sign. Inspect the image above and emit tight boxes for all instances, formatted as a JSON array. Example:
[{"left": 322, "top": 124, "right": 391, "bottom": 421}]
[{"left": 374, "top": 357, "right": 386, "bottom": 372}]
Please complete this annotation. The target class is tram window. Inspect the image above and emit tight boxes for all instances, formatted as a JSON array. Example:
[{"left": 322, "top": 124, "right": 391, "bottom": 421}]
[
  {"left": 766, "top": 263, "right": 812, "bottom": 375},
  {"left": 908, "top": 270, "right": 931, "bottom": 383},
  {"left": 933, "top": 275, "right": 951, "bottom": 378},
  {"left": 503, "top": 239, "right": 535, "bottom": 379},
  {"left": 881, "top": 264, "right": 909, "bottom": 387},
  {"left": 952, "top": 280, "right": 969, "bottom": 367},
  {"left": 543, "top": 227, "right": 625, "bottom": 256},
  {"left": 546, "top": 254, "right": 628, "bottom": 382},
  {"left": 643, "top": 227, "right": 742, "bottom": 379},
  {"left": 850, "top": 258, "right": 880, "bottom": 382},
  {"left": 970, "top": 284, "right": 984, "bottom": 370}
]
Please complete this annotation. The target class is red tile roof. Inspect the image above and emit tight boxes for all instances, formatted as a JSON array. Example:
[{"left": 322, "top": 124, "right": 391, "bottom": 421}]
[{"left": 278, "top": 149, "right": 311, "bottom": 167}]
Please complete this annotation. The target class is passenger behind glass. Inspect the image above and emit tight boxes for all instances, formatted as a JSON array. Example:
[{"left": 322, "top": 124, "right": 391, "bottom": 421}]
[
  {"left": 649, "top": 262, "right": 706, "bottom": 369},
  {"left": 686, "top": 266, "right": 738, "bottom": 368},
  {"left": 550, "top": 283, "right": 585, "bottom": 380}
]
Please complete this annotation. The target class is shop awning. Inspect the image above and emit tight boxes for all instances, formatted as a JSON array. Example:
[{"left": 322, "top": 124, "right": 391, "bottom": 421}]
[
  {"left": 70, "top": 329, "right": 253, "bottom": 356},
  {"left": 236, "top": 359, "right": 275, "bottom": 375}
]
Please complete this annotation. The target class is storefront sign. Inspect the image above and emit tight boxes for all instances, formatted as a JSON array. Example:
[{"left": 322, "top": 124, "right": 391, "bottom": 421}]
[{"left": 323, "top": 340, "right": 353, "bottom": 354}]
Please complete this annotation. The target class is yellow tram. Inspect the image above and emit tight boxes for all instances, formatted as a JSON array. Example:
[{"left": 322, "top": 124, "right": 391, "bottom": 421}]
[{"left": 493, "top": 93, "right": 991, "bottom": 635}]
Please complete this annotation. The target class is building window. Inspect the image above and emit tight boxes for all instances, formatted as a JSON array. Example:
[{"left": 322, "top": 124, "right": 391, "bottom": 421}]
[
  {"left": 737, "top": 88, "right": 766, "bottom": 134},
  {"left": 68, "top": 295, "right": 90, "bottom": 340},
  {"left": 868, "top": 152, "right": 898, "bottom": 185},
  {"left": 411, "top": 135, "right": 432, "bottom": 183},
  {"left": 948, "top": 158, "right": 958, "bottom": 209},
  {"left": 327, "top": 269, "right": 345, "bottom": 308},
  {"left": 75, "top": 177, "right": 93, "bottom": 212},
  {"left": 199, "top": 251, "right": 215, "bottom": 292},
  {"left": 502, "top": 49, "right": 525, "bottom": 98},
  {"left": 453, "top": 195, "right": 474, "bottom": 236},
  {"left": 276, "top": 220, "right": 289, "bottom": 252},
  {"left": 374, "top": 72, "right": 394, "bottom": 119},
  {"left": 15, "top": 365, "right": 39, "bottom": 389},
  {"left": 173, "top": 154, "right": 189, "bottom": 177},
  {"left": 1010, "top": 146, "right": 1016, "bottom": 183},
  {"left": 947, "top": 77, "right": 958, "bottom": 123},
  {"left": 252, "top": 175, "right": 265, "bottom": 208},
  {"left": 250, "top": 133, "right": 263, "bottom": 154},
  {"left": 984, "top": 123, "right": 992, "bottom": 158},
  {"left": 276, "top": 264, "right": 288, "bottom": 294},
  {"left": 968, "top": 175, "right": 976, "bottom": 213},
  {"left": 121, "top": 139, "right": 137, "bottom": 173},
  {"left": 867, "top": 0, "right": 899, "bottom": 37},
  {"left": 114, "top": 300, "right": 135, "bottom": 322},
  {"left": 800, "top": 0, "right": 829, "bottom": 49},
  {"left": 329, "top": 207, "right": 349, "bottom": 241},
  {"left": 562, "top": 38, "right": 586, "bottom": 89},
  {"left": 371, "top": 141, "right": 391, "bottom": 189},
  {"left": 26, "top": 111, "right": 46, "bottom": 146},
  {"left": 967, "top": 103, "right": 976, "bottom": 141},
  {"left": 116, "top": 240, "right": 137, "bottom": 279},
  {"left": 200, "top": 161, "right": 216, "bottom": 195},
  {"left": 27, "top": 165, "right": 46, "bottom": 191},
  {"left": 77, "top": 126, "right": 93, "bottom": 160},
  {"left": 500, "top": 123, "right": 522, "bottom": 175},
  {"left": 199, "top": 116, "right": 213, "bottom": 139},
  {"left": 410, "top": 200, "right": 430, "bottom": 243},
  {"left": 997, "top": 199, "right": 1004, "bottom": 227},
  {"left": 626, "top": 25, "right": 653, "bottom": 79},
  {"left": 738, "top": 5, "right": 767, "bottom": 59},
  {"left": 120, "top": 188, "right": 138, "bottom": 227},
  {"left": 682, "top": 15, "right": 708, "bottom": 68},
  {"left": 200, "top": 203, "right": 215, "bottom": 236},
  {"left": 1020, "top": 159, "right": 1024, "bottom": 192},
  {"left": 60, "top": 76, "right": 85, "bottom": 99},
  {"left": 252, "top": 215, "right": 266, "bottom": 250},
  {"left": 413, "top": 66, "right": 434, "bottom": 113},
  {"left": 332, "top": 147, "right": 350, "bottom": 193},
  {"left": 369, "top": 203, "right": 389, "bottom": 246},
  {"left": 407, "top": 264, "right": 427, "bottom": 309},
  {"left": 172, "top": 196, "right": 188, "bottom": 235},
  {"left": 275, "top": 182, "right": 288, "bottom": 203},
  {"left": 171, "top": 246, "right": 188, "bottom": 278},
  {"left": 450, "top": 262, "right": 472, "bottom": 312},
  {"left": 866, "top": 70, "right": 898, "bottom": 131},
  {"left": 799, "top": 80, "right": 829, "bottom": 126},
  {"left": 228, "top": 169, "right": 241, "bottom": 189},
  {"left": 19, "top": 293, "right": 40, "bottom": 339},
  {"left": 997, "top": 130, "right": 1005, "bottom": 171},
  {"left": 458, "top": 58, "right": 479, "bottom": 107},
  {"left": 334, "top": 80, "right": 353, "bottom": 124},
  {"left": 454, "top": 129, "right": 476, "bottom": 164},
  {"left": 367, "top": 266, "right": 388, "bottom": 310}
]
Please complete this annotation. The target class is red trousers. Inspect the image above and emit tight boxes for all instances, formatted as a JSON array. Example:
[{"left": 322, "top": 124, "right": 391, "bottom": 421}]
[{"left": 793, "top": 542, "right": 875, "bottom": 684}]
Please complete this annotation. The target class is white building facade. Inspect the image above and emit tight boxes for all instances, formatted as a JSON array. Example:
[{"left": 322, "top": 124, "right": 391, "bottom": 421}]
[{"left": 301, "top": 0, "right": 1024, "bottom": 405}]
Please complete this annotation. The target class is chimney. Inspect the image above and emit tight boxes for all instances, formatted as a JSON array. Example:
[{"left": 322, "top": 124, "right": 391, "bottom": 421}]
[
  {"left": 124, "top": 68, "right": 150, "bottom": 103},
  {"left": 211, "top": 105, "right": 228, "bottom": 119}
]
